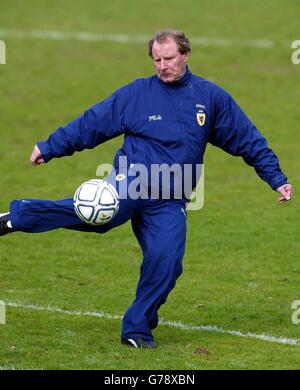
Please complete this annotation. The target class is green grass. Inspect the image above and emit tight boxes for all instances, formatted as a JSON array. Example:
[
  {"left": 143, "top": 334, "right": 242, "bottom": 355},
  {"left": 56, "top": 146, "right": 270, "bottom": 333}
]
[{"left": 1, "top": 0, "right": 300, "bottom": 370}]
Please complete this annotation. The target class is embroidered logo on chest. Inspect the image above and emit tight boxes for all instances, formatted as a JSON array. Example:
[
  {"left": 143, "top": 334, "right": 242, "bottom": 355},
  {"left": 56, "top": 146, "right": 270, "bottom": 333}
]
[
  {"left": 196, "top": 104, "right": 206, "bottom": 127},
  {"left": 149, "top": 115, "right": 163, "bottom": 122}
]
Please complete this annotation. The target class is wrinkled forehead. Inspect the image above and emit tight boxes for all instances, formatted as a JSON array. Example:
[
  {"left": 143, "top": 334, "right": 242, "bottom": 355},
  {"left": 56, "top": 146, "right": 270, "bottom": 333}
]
[{"left": 152, "top": 37, "right": 180, "bottom": 58}]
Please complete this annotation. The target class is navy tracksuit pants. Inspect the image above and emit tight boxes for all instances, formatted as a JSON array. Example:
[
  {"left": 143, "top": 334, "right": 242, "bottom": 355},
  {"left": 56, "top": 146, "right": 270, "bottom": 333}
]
[{"left": 9, "top": 173, "right": 187, "bottom": 342}]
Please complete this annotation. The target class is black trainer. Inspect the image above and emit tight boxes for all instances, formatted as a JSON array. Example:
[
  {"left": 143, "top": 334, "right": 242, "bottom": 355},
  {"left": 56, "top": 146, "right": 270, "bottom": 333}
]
[
  {"left": 0, "top": 213, "right": 12, "bottom": 236},
  {"left": 121, "top": 337, "right": 157, "bottom": 349}
]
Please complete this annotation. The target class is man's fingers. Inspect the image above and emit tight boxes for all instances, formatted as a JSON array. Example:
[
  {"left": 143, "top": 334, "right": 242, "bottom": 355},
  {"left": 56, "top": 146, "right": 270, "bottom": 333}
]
[
  {"left": 280, "top": 192, "right": 290, "bottom": 201},
  {"left": 31, "top": 159, "right": 43, "bottom": 166},
  {"left": 276, "top": 183, "right": 293, "bottom": 203},
  {"left": 30, "top": 145, "right": 44, "bottom": 165}
]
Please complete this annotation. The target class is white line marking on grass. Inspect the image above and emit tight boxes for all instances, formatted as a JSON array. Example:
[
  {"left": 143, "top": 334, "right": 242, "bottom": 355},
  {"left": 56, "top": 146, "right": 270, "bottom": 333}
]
[
  {"left": 6, "top": 301, "right": 299, "bottom": 346},
  {"left": 159, "top": 319, "right": 299, "bottom": 346},
  {"left": 0, "top": 29, "right": 275, "bottom": 48},
  {"left": 7, "top": 301, "right": 122, "bottom": 321}
]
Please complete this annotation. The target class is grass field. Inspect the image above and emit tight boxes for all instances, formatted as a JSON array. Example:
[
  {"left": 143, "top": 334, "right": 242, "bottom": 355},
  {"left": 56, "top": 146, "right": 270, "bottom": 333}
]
[{"left": 0, "top": 0, "right": 299, "bottom": 370}]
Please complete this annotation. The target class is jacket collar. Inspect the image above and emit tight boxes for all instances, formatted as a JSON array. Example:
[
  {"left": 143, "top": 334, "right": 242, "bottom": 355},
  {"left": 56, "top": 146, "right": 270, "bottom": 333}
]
[{"left": 157, "top": 66, "right": 192, "bottom": 88}]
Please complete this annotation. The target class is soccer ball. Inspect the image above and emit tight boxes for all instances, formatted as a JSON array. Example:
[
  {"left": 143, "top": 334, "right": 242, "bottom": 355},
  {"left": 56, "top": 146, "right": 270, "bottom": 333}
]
[{"left": 73, "top": 179, "right": 119, "bottom": 225}]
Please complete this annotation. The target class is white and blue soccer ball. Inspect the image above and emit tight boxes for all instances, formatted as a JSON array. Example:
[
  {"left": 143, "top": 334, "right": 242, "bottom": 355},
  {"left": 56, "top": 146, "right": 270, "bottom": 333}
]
[{"left": 73, "top": 179, "right": 119, "bottom": 225}]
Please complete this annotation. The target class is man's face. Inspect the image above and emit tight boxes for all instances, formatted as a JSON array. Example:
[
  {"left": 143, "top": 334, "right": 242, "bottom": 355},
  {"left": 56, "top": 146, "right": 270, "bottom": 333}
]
[{"left": 152, "top": 37, "right": 189, "bottom": 83}]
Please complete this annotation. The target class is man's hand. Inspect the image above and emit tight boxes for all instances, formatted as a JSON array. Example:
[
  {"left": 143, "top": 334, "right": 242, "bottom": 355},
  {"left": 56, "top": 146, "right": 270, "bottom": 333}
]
[
  {"left": 276, "top": 183, "right": 293, "bottom": 204},
  {"left": 30, "top": 145, "right": 45, "bottom": 166}
]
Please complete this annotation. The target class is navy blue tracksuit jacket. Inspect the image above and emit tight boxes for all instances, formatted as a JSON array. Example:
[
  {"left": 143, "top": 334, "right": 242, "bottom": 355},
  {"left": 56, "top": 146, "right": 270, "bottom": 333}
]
[{"left": 10, "top": 68, "right": 288, "bottom": 342}]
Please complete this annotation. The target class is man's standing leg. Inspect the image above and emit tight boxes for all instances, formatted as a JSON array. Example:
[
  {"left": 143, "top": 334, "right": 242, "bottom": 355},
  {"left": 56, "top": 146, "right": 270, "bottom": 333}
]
[{"left": 121, "top": 199, "right": 187, "bottom": 348}]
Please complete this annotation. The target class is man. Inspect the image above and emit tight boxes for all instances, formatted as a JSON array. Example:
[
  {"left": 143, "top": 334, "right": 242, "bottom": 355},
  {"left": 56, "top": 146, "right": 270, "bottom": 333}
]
[{"left": 0, "top": 30, "right": 293, "bottom": 348}]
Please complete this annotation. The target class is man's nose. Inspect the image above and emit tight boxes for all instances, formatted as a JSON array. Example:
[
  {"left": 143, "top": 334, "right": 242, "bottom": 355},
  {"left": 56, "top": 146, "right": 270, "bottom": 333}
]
[{"left": 160, "top": 60, "right": 168, "bottom": 70}]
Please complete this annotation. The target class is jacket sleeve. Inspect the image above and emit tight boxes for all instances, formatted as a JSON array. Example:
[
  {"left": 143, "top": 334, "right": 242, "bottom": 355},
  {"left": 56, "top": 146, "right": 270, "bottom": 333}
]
[
  {"left": 208, "top": 86, "right": 287, "bottom": 190},
  {"left": 37, "top": 87, "right": 129, "bottom": 162}
]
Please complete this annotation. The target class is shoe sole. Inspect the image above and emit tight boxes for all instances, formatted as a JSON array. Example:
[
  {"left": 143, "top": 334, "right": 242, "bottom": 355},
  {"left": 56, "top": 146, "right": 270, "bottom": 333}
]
[{"left": 121, "top": 338, "right": 157, "bottom": 349}]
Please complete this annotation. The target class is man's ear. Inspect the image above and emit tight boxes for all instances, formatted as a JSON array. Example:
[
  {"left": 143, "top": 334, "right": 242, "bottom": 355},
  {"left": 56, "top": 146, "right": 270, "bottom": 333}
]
[{"left": 183, "top": 52, "right": 189, "bottom": 63}]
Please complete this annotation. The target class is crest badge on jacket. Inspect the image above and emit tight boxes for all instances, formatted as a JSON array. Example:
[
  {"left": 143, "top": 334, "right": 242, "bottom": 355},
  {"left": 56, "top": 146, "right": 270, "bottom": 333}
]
[{"left": 196, "top": 111, "right": 206, "bottom": 126}]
